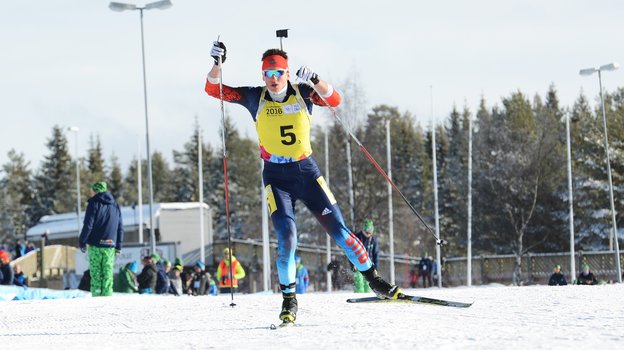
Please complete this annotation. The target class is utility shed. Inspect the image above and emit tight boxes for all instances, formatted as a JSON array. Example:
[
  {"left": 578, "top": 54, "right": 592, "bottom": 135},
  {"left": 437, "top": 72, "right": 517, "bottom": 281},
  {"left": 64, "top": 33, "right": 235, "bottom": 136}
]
[{"left": 25, "top": 202, "right": 213, "bottom": 257}]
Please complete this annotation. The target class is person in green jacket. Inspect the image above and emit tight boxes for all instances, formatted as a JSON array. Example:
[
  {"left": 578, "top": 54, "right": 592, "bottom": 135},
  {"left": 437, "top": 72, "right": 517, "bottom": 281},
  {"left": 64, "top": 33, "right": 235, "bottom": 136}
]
[{"left": 114, "top": 261, "right": 139, "bottom": 293}]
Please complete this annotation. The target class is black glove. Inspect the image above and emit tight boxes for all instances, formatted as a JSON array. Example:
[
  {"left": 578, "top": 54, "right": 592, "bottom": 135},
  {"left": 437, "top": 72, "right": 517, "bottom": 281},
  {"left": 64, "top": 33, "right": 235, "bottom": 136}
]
[{"left": 211, "top": 41, "right": 227, "bottom": 65}]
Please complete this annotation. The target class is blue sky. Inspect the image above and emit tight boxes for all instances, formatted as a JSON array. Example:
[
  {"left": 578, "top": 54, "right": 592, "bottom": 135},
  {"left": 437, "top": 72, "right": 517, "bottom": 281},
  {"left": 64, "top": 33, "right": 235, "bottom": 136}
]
[{"left": 1, "top": 0, "right": 623, "bottom": 171}]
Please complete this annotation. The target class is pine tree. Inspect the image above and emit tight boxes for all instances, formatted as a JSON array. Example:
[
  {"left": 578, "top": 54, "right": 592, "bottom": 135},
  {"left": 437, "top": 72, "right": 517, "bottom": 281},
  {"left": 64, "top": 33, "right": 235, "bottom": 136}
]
[
  {"left": 108, "top": 153, "right": 125, "bottom": 204},
  {"left": 171, "top": 119, "right": 216, "bottom": 203},
  {"left": 572, "top": 92, "right": 614, "bottom": 249},
  {"left": 87, "top": 134, "right": 105, "bottom": 179},
  {"left": 151, "top": 151, "right": 173, "bottom": 202},
  {"left": 30, "top": 126, "right": 75, "bottom": 223},
  {"left": 439, "top": 106, "right": 470, "bottom": 257},
  {"left": 1, "top": 149, "right": 33, "bottom": 237},
  {"left": 528, "top": 85, "right": 567, "bottom": 253}
]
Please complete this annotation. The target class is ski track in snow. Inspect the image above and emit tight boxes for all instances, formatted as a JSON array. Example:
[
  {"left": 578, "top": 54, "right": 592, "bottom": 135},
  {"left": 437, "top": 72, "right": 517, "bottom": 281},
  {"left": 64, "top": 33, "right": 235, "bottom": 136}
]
[{"left": 1, "top": 284, "right": 623, "bottom": 350}]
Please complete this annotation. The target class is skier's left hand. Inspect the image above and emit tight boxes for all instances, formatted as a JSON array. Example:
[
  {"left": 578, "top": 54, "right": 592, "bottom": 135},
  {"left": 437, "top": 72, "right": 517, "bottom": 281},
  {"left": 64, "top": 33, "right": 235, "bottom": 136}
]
[{"left": 296, "top": 66, "right": 320, "bottom": 84}]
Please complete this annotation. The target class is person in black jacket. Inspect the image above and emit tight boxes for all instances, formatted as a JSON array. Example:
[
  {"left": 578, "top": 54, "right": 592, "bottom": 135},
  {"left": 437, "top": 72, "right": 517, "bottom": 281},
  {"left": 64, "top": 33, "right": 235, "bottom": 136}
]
[
  {"left": 548, "top": 264, "right": 567, "bottom": 286},
  {"left": 577, "top": 264, "right": 598, "bottom": 285},
  {"left": 418, "top": 255, "right": 433, "bottom": 288},
  {"left": 191, "top": 260, "right": 211, "bottom": 295},
  {"left": 138, "top": 255, "right": 158, "bottom": 293},
  {"left": 154, "top": 255, "right": 170, "bottom": 295},
  {"left": 78, "top": 181, "right": 124, "bottom": 296}
]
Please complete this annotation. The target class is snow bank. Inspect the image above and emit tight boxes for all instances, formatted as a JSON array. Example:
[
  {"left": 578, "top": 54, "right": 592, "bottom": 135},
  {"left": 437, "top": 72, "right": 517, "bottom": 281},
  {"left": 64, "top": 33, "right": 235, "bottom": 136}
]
[{"left": 1, "top": 284, "right": 623, "bottom": 349}]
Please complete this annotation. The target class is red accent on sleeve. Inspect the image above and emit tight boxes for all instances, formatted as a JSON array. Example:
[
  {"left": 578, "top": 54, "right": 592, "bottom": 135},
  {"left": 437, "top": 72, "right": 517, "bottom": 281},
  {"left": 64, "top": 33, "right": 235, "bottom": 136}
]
[
  {"left": 310, "top": 88, "right": 342, "bottom": 107},
  {"left": 204, "top": 80, "right": 242, "bottom": 102}
]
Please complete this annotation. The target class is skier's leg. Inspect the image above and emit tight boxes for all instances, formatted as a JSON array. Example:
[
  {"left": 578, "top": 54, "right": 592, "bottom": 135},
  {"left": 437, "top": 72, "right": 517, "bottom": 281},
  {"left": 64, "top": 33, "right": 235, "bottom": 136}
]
[
  {"left": 265, "top": 182, "right": 299, "bottom": 321},
  {"left": 101, "top": 248, "right": 115, "bottom": 296},
  {"left": 88, "top": 247, "right": 103, "bottom": 296},
  {"left": 301, "top": 174, "right": 371, "bottom": 271},
  {"left": 299, "top": 166, "right": 400, "bottom": 299}
]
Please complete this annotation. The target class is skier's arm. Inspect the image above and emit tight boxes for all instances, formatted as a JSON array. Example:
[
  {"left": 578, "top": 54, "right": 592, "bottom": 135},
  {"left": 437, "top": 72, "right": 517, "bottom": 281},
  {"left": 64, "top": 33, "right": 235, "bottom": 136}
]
[
  {"left": 204, "top": 41, "right": 263, "bottom": 115},
  {"left": 295, "top": 67, "right": 341, "bottom": 107}
]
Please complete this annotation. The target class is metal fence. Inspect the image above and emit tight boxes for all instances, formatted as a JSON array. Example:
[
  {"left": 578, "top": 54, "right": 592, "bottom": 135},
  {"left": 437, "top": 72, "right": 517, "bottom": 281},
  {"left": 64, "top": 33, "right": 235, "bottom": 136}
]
[
  {"left": 212, "top": 239, "right": 624, "bottom": 292},
  {"left": 441, "top": 250, "right": 624, "bottom": 286}
]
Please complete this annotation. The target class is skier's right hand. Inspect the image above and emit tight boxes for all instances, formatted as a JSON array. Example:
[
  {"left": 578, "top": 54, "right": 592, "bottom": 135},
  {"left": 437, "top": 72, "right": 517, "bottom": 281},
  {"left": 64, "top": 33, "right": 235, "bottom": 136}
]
[{"left": 211, "top": 41, "right": 226, "bottom": 65}]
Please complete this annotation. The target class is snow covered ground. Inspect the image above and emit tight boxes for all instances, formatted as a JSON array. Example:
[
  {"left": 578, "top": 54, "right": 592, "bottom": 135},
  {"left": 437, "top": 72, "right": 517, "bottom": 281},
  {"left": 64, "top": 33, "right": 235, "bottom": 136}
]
[{"left": 1, "top": 284, "right": 623, "bottom": 350}]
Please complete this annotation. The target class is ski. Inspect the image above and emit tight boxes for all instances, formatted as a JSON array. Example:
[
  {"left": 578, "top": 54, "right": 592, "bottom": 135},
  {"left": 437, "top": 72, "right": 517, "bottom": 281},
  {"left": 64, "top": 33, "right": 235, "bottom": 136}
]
[
  {"left": 346, "top": 293, "right": 473, "bottom": 308},
  {"left": 270, "top": 320, "right": 297, "bottom": 330}
]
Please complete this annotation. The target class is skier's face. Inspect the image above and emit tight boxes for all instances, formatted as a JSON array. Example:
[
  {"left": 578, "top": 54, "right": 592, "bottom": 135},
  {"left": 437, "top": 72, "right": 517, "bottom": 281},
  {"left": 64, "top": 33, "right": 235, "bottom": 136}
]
[{"left": 263, "top": 68, "right": 290, "bottom": 93}]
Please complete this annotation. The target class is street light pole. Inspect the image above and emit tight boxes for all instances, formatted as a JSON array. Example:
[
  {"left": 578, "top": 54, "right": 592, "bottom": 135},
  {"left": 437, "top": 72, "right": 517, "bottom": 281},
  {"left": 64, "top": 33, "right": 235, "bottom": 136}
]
[
  {"left": 564, "top": 111, "right": 576, "bottom": 282},
  {"left": 68, "top": 127, "right": 81, "bottom": 237},
  {"left": 579, "top": 62, "right": 622, "bottom": 283},
  {"left": 109, "top": 0, "right": 172, "bottom": 254}
]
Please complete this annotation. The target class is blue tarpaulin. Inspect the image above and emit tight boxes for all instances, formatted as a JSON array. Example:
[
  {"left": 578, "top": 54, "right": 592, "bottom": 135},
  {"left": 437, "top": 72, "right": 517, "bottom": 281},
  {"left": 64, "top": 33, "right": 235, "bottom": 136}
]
[{"left": 0, "top": 285, "right": 89, "bottom": 301}]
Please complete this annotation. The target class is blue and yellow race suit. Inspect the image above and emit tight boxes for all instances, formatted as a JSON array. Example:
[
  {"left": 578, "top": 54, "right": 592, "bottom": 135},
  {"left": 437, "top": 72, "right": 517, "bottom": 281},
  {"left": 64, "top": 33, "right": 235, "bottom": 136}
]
[{"left": 205, "top": 79, "right": 373, "bottom": 294}]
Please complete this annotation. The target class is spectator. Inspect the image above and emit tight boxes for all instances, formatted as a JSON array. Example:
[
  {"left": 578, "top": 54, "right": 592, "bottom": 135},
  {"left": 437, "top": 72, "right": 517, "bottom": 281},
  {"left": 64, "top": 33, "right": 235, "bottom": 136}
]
[
  {"left": 137, "top": 255, "right": 158, "bottom": 294},
  {"left": 13, "top": 264, "right": 28, "bottom": 287},
  {"left": 418, "top": 254, "right": 433, "bottom": 288},
  {"left": 548, "top": 264, "right": 568, "bottom": 286},
  {"left": 114, "top": 261, "right": 139, "bottom": 293},
  {"left": 0, "top": 240, "right": 8, "bottom": 252},
  {"left": 207, "top": 273, "right": 218, "bottom": 296},
  {"left": 216, "top": 248, "right": 246, "bottom": 294},
  {"left": 295, "top": 256, "right": 310, "bottom": 294},
  {"left": 154, "top": 256, "right": 171, "bottom": 295},
  {"left": 182, "top": 268, "right": 195, "bottom": 296},
  {"left": 409, "top": 269, "right": 419, "bottom": 288},
  {"left": 78, "top": 270, "right": 91, "bottom": 292},
  {"left": 327, "top": 255, "right": 342, "bottom": 290},
  {"left": 78, "top": 181, "right": 124, "bottom": 297},
  {"left": 577, "top": 263, "right": 598, "bottom": 285},
  {"left": 353, "top": 219, "right": 378, "bottom": 293},
  {"left": 0, "top": 250, "right": 14, "bottom": 285},
  {"left": 193, "top": 260, "right": 217, "bottom": 296},
  {"left": 169, "top": 264, "right": 183, "bottom": 296},
  {"left": 13, "top": 239, "right": 25, "bottom": 259},
  {"left": 24, "top": 240, "right": 35, "bottom": 254}
]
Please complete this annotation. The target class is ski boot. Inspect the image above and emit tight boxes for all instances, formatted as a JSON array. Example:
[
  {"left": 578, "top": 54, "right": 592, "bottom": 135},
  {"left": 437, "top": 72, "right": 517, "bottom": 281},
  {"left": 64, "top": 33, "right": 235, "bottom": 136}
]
[
  {"left": 361, "top": 267, "right": 401, "bottom": 299},
  {"left": 279, "top": 292, "right": 298, "bottom": 324}
]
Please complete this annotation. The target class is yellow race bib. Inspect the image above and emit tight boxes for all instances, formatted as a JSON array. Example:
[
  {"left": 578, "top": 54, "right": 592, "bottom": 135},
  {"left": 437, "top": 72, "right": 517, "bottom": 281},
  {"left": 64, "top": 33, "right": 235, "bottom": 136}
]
[{"left": 256, "top": 87, "right": 312, "bottom": 163}]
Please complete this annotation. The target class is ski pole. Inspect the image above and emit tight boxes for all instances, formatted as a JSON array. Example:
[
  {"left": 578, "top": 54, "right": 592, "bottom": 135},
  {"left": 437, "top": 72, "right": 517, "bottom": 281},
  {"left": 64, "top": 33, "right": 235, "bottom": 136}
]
[
  {"left": 307, "top": 82, "right": 447, "bottom": 246},
  {"left": 216, "top": 35, "right": 236, "bottom": 306}
]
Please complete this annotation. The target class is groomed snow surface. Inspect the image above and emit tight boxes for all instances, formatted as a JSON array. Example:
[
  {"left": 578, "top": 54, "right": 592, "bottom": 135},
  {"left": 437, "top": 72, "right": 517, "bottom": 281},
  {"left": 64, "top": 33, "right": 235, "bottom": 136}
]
[{"left": 1, "top": 284, "right": 623, "bottom": 350}]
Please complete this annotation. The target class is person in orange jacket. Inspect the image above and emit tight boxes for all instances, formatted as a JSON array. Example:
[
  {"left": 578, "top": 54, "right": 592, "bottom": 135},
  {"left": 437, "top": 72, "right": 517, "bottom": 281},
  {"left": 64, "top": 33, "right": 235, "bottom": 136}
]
[{"left": 216, "top": 248, "right": 246, "bottom": 294}]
